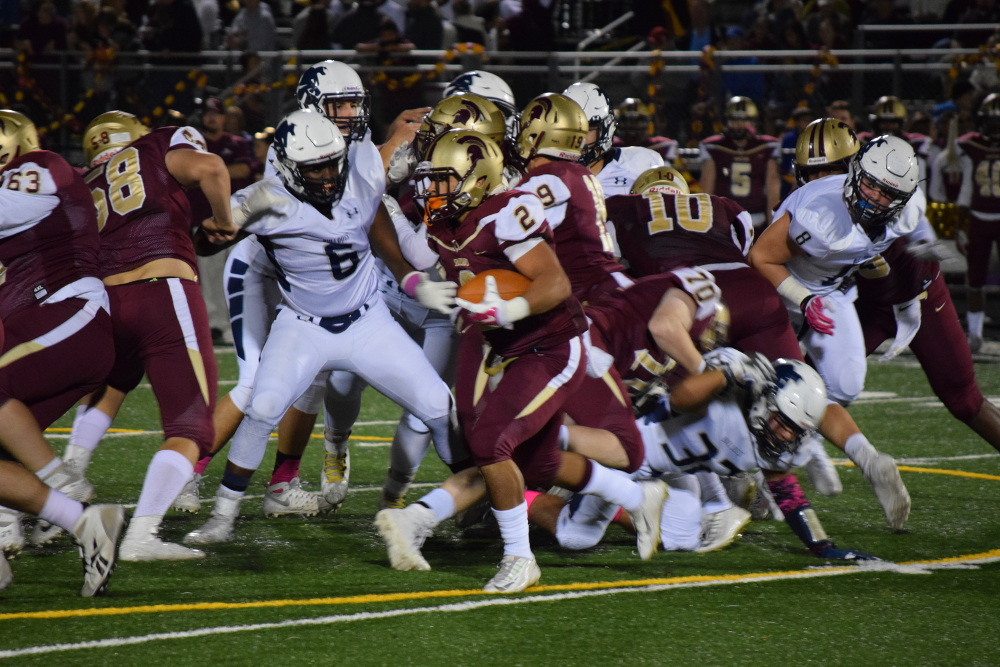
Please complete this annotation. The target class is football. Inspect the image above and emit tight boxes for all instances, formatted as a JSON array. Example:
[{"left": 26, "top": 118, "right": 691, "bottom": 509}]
[{"left": 457, "top": 269, "right": 531, "bottom": 303}]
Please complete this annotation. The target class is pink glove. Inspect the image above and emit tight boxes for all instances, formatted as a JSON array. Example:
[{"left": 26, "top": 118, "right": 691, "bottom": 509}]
[{"left": 801, "top": 295, "right": 836, "bottom": 335}]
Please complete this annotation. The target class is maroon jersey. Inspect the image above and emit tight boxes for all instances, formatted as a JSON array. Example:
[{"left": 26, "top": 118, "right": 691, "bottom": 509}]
[
  {"left": 856, "top": 238, "right": 938, "bottom": 307},
  {"left": 586, "top": 268, "right": 721, "bottom": 401},
  {"left": 698, "top": 132, "right": 778, "bottom": 216},
  {"left": 427, "top": 189, "right": 586, "bottom": 357},
  {"left": 517, "top": 160, "right": 625, "bottom": 300},
  {"left": 0, "top": 151, "right": 100, "bottom": 319},
  {"left": 84, "top": 126, "right": 206, "bottom": 278},
  {"left": 607, "top": 192, "right": 754, "bottom": 277},
  {"left": 957, "top": 132, "right": 1000, "bottom": 215}
]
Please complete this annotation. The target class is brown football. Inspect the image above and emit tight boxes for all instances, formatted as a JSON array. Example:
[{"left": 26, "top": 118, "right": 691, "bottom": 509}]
[{"left": 457, "top": 269, "right": 532, "bottom": 304}]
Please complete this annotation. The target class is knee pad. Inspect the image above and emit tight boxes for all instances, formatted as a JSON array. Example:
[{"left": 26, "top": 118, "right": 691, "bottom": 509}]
[
  {"left": 825, "top": 357, "right": 866, "bottom": 405},
  {"left": 247, "top": 390, "right": 287, "bottom": 426}
]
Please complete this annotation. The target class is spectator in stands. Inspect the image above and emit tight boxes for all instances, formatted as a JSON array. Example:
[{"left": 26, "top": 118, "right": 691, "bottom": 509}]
[
  {"left": 68, "top": 0, "right": 99, "bottom": 51},
  {"left": 332, "top": 0, "right": 382, "bottom": 49},
  {"left": 778, "top": 106, "right": 813, "bottom": 196},
  {"left": 826, "top": 99, "right": 856, "bottom": 129},
  {"left": 502, "top": 0, "right": 557, "bottom": 52},
  {"left": 193, "top": 0, "right": 220, "bottom": 49},
  {"left": 226, "top": 0, "right": 276, "bottom": 52},
  {"left": 293, "top": 0, "right": 334, "bottom": 50},
  {"left": 451, "top": 0, "right": 487, "bottom": 46},
  {"left": 377, "top": 0, "right": 407, "bottom": 36},
  {"left": 406, "top": 0, "right": 444, "bottom": 49},
  {"left": 358, "top": 17, "right": 419, "bottom": 133},
  {"left": 862, "top": 0, "right": 912, "bottom": 49},
  {"left": 720, "top": 26, "right": 767, "bottom": 103},
  {"left": 804, "top": 0, "right": 851, "bottom": 49},
  {"left": 142, "top": 0, "right": 202, "bottom": 53},
  {"left": 224, "top": 105, "right": 253, "bottom": 142},
  {"left": 746, "top": 15, "right": 778, "bottom": 51},
  {"left": 16, "top": 0, "right": 69, "bottom": 59}
]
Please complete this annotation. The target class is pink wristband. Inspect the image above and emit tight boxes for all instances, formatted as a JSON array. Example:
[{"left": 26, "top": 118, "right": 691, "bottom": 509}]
[{"left": 401, "top": 271, "right": 422, "bottom": 298}]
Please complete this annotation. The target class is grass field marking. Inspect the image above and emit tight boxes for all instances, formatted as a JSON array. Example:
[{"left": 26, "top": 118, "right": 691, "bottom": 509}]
[
  {"left": 830, "top": 460, "right": 1000, "bottom": 482},
  {"left": 2, "top": 549, "right": 998, "bottom": 625},
  {"left": 2, "top": 551, "right": 999, "bottom": 659}
]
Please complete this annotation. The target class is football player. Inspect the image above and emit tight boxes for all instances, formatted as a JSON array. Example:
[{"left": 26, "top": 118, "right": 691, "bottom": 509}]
[
  {"left": 789, "top": 118, "right": 1000, "bottom": 454},
  {"left": 374, "top": 129, "right": 666, "bottom": 592},
  {"left": 562, "top": 82, "right": 664, "bottom": 197},
  {"left": 613, "top": 97, "right": 679, "bottom": 165},
  {"left": 530, "top": 359, "right": 877, "bottom": 562},
  {"left": 934, "top": 94, "right": 1000, "bottom": 352},
  {"left": 856, "top": 95, "right": 932, "bottom": 185},
  {"left": 749, "top": 133, "right": 921, "bottom": 530},
  {"left": 184, "top": 110, "right": 465, "bottom": 546},
  {"left": 698, "top": 96, "right": 781, "bottom": 230},
  {"left": 443, "top": 69, "right": 520, "bottom": 168},
  {"left": 0, "top": 110, "right": 122, "bottom": 550}
]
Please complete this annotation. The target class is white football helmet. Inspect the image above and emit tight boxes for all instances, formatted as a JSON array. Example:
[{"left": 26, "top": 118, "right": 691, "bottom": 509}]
[
  {"left": 562, "top": 82, "right": 616, "bottom": 166},
  {"left": 273, "top": 109, "right": 348, "bottom": 207},
  {"left": 843, "top": 134, "right": 918, "bottom": 236},
  {"left": 747, "top": 359, "right": 827, "bottom": 460},
  {"left": 295, "top": 60, "right": 370, "bottom": 143},
  {"left": 444, "top": 70, "right": 519, "bottom": 151}
]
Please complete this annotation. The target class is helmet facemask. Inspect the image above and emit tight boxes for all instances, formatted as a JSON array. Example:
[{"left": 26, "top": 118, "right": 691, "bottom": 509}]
[
  {"left": 413, "top": 130, "right": 504, "bottom": 225},
  {"left": 843, "top": 135, "right": 917, "bottom": 238},
  {"left": 319, "top": 93, "right": 371, "bottom": 144}
]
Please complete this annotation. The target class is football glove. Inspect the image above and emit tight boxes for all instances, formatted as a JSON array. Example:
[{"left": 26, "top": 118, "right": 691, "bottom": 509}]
[
  {"left": 386, "top": 140, "right": 416, "bottom": 184},
  {"left": 454, "top": 275, "right": 530, "bottom": 328},
  {"left": 906, "top": 239, "right": 958, "bottom": 264},
  {"left": 232, "top": 180, "right": 291, "bottom": 228},
  {"left": 704, "top": 347, "right": 776, "bottom": 397},
  {"left": 955, "top": 229, "right": 969, "bottom": 256},
  {"left": 878, "top": 295, "right": 922, "bottom": 362},
  {"left": 801, "top": 295, "right": 836, "bottom": 336},
  {"left": 811, "top": 540, "right": 880, "bottom": 562},
  {"left": 401, "top": 271, "right": 457, "bottom": 315}
]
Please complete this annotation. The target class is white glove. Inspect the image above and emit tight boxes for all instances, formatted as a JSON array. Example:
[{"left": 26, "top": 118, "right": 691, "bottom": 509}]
[
  {"left": 704, "top": 347, "right": 776, "bottom": 397},
  {"left": 232, "top": 181, "right": 291, "bottom": 228},
  {"left": 386, "top": 140, "right": 416, "bottom": 184},
  {"left": 401, "top": 270, "right": 456, "bottom": 315},
  {"left": 454, "top": 275, "right": 530, "bottom": 329},
  {"left": 879, "top": 296, "right": 922, "bottom": 362},
  {"left": 906, "top": 239, "right": 958, "bottom": 264}
]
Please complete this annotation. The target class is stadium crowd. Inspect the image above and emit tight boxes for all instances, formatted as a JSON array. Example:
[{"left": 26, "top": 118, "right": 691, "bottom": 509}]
[{"left": 1, "top": 0, "right": 1000, "bottom": 597}]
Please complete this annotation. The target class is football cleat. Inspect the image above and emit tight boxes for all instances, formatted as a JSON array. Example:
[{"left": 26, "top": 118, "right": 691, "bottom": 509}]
[
  {"left": 378, "top": 490, "right": 407, "bottom": 511},
  {"left": 120, "top": 515, "right": 205, "bottom": 561},
  {"left": 263, "top": 477, "right": 321, "bottom": 517},
  {"left": 968, "top": 334, "right": 984, "bottom": 354},
  {"left": 695, "top": 506, "right": 752, "bottom": 553},
  {"left": 32, "top": 460, "right": 96, "bottom": 546},
  {"left": 483, "top": 554, "right": 541, "bottom": 593},
  {"left": 801, "top": 440, "right": 843, "bottom": 497},
  {"left": 859, "top": 452, "right": 911, "bottom": 530},
  {"left": 184, "top": 487, "right": 243, "bottom": 544},
  {"left": 62, "top": 444, "right": 94, "bottom": 476},
  {"left": 374, "top": 504, "right": 435, "bottom": 571},
  {"left": 629, "top": 479, "right": 668, "bottom": 561},
  {"left": 72, "top": 503, "right": 126, "bottom": 597},
  {"left": 0, "top": 509, "right": 25, "bottom": 557},
  {"left": 171, "top": 473, "right": 203, "bottom": 513},
  {"left": 321, "top": 439, "right": 350, "bottom": 510}
]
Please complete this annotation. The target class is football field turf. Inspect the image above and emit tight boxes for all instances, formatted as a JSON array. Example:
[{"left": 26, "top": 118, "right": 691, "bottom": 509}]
[{"left": 2, "top": 348, "right": 999, "bottom": 665}]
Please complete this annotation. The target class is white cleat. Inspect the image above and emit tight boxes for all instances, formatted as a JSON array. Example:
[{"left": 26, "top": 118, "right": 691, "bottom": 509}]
[
  {"left": 263, "top": 477, "right": 321, "bottom": 517},
  {"left": 0, "top": 552, "right": 11, "bottom": 591},
  {"left": 63, "top": 444, "right": 94, "bottom": 476},
  {"left": 483, "top": 554, "right": 541, "bottom": 593},
  {"left": 802, "top": 441, "right": 843, "bottom": 497},
  {"left": 629, "top": 480, "right": 668, "bottom": 560},
  {"left": 859, "top": 453, "right": 911, "bottom": 530},
  {"left": 696, "top": 506, "right": 752, "bottom": 553},
  {"left": 120, "top": 534, "right": 205, "bottom": 561},
  {"left": 33, "top": 460, "right": 96, "bottom": 546},
  {"left": 171, "top": 473, "right": 203, "bottom": 513},
  {"left": 0, "top": 510, "right": 25, "bottom": 557},
  {"left": 73, "top": 504, "right": 127, "bottom": 597},
  {"left": 184, "top": 487, "right": 243, "bottom": 544},
  {"left": 321, "top": 441, "right": 350, "bottom": 510},
  {"left": 374, "top": 504, "right": 435, "bottom": 571}
]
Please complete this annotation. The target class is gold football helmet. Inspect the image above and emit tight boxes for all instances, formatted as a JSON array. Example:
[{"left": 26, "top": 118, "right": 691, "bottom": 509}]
[
  {"left": 616, "top": 97, "right": 653, "bottom": 144},
  {"left": 83, "top": 111, "right": 150, "bottom": 167},
  {"left": 793, "top": 117, "right": 860, "bottom": 185},
  {"left": 414, "top": 93, "right": 505, "bottom": 161},
  {"left": 725, "top": 96, "right": 759, "bottom": 121},
  {"left": 414, "top": 129, "right": 505, "bottom": 223},
  {"left": 630, "top": 165, "right": 690, "bottom": 195},
  {"left": 516, "top": 93, "right": 588, "bottom": 166},
  {"left": 869, "top": 95, "right": 907, "bottom": 135},
  {"left": 0, "top": 110, "right": 40, "bottom": 168},
  {"left": 699, "top": 302, "right": 730, "bottom": 352}
]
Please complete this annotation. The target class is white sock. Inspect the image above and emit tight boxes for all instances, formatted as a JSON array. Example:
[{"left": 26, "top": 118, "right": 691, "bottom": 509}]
[
  {"left": 35, "top": 457, "right": 61, "bottom": 480},
  {"left": 69, "top": 405, "right": 113, "bottom": 453},
  {"left": 493, "top": 501, "right": 532, "bottom": 559},
  {"left": 580, "top": 461, "right": 643, "bottom": 514},
  {"left": 696, "top": 471, "right": 732, "bottom": 514},
  {"left": 557, "top": 425, "right": 570, "bottom": 450},
  {"left": 418, "top": 488, "right": 455, "bottom": 524},
  {"left": 844, "top": 433, "right": 876, "bottom": 466},
  {"left": 134, "top": 450, "right": 194, "bottom": 518},
  {"left": 968, "top": 310, "right": 985, "bottom": 337},
  {"left": 38, "top": 489, "right": 83, "bottom": 533}
]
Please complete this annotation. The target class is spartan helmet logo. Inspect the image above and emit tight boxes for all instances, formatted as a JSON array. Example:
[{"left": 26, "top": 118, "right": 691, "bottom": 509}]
[{"left": 452, "top": 99, "right": 485, "bottom": 125}]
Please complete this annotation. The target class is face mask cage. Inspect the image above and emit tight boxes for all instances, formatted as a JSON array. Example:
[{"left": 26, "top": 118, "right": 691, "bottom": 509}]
[
  {"left": 844, "top": 165, "right": 912, "bottom": 234},
  {"left": 413, "top": 163, "right": 475, "bottom": 223},
  {"left": 320, "top": 93, "right": 371, "bottom": 143}
]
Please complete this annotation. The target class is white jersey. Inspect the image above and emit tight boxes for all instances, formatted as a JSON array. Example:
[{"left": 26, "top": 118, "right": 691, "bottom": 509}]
[
  {"left": 638, "top": 400, "right": 764, "bottom": 477},
  {"left": 775, "top": 174, "right": 919, "bottom": 298},
  {"left": 237, "top": 145, "right": 385, "bottom": 319},
  {"left": 597, "top": 146, "right": 665, "bottom": 197}
]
